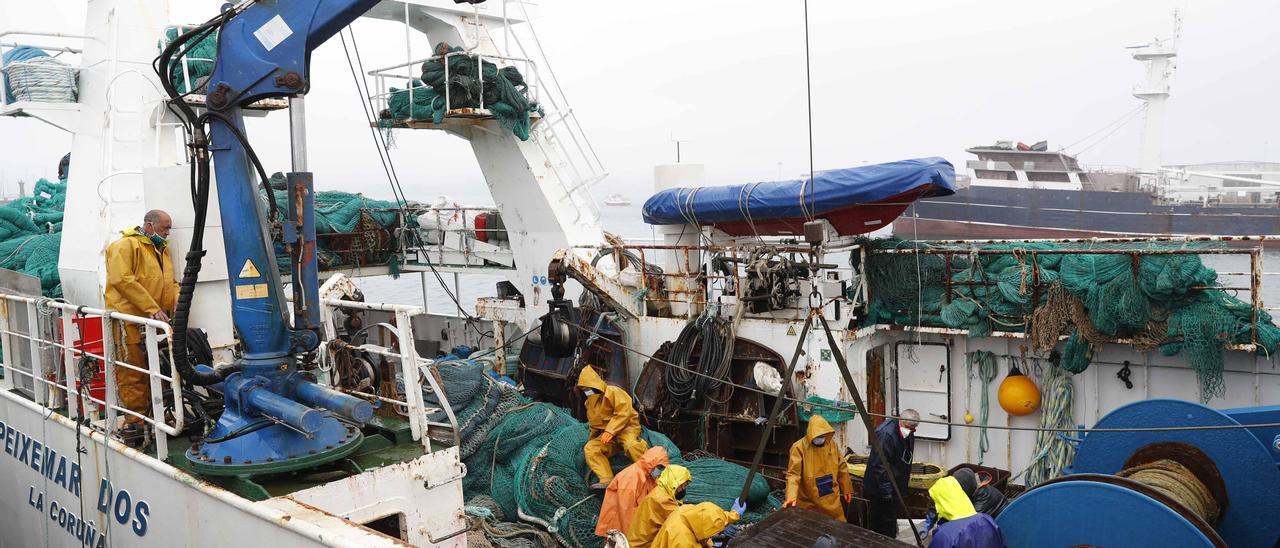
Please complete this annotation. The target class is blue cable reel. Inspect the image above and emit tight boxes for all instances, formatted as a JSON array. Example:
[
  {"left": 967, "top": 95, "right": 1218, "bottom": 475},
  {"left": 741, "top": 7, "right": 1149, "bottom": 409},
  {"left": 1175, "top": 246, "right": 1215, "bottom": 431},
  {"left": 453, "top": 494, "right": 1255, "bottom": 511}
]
[{"left": 996, "top": 399, "right": 1280, "bottom": 547}]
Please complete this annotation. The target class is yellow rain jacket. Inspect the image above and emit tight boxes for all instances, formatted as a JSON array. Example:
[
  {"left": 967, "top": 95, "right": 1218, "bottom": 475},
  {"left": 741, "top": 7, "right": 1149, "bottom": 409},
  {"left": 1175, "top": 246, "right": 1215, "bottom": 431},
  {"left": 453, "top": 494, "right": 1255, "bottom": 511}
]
[
  {"left": 627, "top": 465, "right": 691, "bottom": 548},
  {"left": 105, "top": 227, "right": 179, "bottom": 424},
  {"left": 577, "top": 366, "right": 649, "bottom": 483},
  {"left": 651, "top": 502, "right": 739, "bottom": 548},
  {"left": 785, "top": 415, "right": 854, "bottom": 520},
  {"left": 928, "top": 476, "right": 977, "bottom": 522},
  {"left": 106, "top": 227, "right": 178, "bottom": 331}
]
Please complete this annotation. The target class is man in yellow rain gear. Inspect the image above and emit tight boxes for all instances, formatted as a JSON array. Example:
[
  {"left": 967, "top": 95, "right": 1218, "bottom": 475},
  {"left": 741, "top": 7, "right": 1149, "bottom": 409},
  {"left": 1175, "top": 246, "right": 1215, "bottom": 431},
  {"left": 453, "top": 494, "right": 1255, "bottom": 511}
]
[
  {"left": 105, "top": 210, "right": 178, "bottom": 446},
  {"left": 651, "top": 501, "right": 740, "bottom": 548},
  {"left": 576, "top": 366, "right": 649, "bottom": 489},
  {"left": 783, "top": 415, "right": 854, "bottom": 520},
  {"left": 627, "top": 464, "right": 692, "bottom": 548}
]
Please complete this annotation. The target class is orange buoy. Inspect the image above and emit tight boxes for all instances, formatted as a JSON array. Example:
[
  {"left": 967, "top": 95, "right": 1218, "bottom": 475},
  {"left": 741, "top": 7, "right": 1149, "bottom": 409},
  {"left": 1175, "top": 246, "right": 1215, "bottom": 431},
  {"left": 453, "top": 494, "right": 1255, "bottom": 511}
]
[{"left": 998, "top": 364, "right": 1041, "bottom": 416}]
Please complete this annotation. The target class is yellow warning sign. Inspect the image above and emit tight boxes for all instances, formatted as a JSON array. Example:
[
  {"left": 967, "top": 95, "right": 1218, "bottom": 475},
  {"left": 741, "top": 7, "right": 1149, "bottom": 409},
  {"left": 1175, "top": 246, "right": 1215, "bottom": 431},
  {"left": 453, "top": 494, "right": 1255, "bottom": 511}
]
[
  {"left": 786, "top": 325, "right": 797, "bottom": 336},
  {"left": 235, "top": 283, "right": 269, "bottom": 300},
  {"left": 238, "top": 259, "right": 262, "bottom": 279}
]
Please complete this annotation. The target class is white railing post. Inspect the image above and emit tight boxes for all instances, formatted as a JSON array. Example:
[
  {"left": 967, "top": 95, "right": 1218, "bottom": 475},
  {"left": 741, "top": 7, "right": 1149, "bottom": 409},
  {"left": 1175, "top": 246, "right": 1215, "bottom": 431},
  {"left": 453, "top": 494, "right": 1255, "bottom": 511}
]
[
  {"left": 101, "top": 314, "right": 119, "bottom": 435},
  {"left": 0, "top": 300, "right": 13, "bottom": 391},
  {"left": 144, "top": 326, "right": 168, "bottom": 457},
  {"left": 61, "top": 312, "right": 79, "bottom": 421},
  {"left": 395, "top": 309, "right": 429, "bottom": 446},
  {"left": 26, "top": 301, "right": 43, "bottom": 406}
]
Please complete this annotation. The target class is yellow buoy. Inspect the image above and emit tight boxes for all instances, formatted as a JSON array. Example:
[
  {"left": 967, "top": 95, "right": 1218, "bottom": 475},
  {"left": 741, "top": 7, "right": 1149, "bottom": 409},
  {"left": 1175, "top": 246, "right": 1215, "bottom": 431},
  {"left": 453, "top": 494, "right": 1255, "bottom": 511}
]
[
  {"left": 963, "top": 411, "right": 974, "bottom": 424},
  {"left": 998, "top": 365, "right": 1041, "bottom": 416}
]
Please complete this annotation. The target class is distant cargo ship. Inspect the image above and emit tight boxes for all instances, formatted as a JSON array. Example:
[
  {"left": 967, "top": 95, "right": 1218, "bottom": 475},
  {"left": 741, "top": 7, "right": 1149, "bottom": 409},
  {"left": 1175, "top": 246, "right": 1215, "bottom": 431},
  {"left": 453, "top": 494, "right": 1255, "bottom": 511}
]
[{"left": 894, "top": 144, "right": 1280, "bottom": 239}]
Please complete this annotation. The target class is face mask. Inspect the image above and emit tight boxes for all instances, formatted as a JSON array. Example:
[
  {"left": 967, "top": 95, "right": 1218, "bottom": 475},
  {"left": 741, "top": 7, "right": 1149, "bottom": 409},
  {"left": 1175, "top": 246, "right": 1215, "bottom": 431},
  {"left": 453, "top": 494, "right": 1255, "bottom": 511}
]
[
  {"left": 899, "top": 426, "right": 913, "bottom": 438},
  {"left": 148, "top": 233, "right": 167, "bottom": 247},
  {"left": 812, "top": 436, "right": 827, "bottom": 447},
  {"left": 651, "top": 466, "right": 664, "bottom": 480},
  {"left": 674, "top": 487, "right": 687, "bottom": 500},
  {"left": 582, "top": 389, "right": 596, "bottom": 397}
]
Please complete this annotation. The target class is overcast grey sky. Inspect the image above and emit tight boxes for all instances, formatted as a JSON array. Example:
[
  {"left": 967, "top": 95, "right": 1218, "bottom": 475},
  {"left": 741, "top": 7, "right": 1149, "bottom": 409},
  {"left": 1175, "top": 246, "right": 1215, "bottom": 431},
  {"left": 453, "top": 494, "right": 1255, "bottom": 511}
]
[{"left": 3, "top": 1, "right": 1278, "bottom": 204}]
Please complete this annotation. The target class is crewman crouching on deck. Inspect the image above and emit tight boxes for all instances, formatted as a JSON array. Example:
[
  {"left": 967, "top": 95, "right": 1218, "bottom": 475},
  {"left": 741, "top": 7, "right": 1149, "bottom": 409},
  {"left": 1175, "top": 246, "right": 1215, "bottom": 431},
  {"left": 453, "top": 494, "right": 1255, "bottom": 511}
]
[
  {"left": 577, "top": 366, "right": 650, "bottom": 489},
  {"left": 923, "top": 472, "right": 1005, "bottom": 547},
  {"left": 627, "top": 464, "right": 692, "bottom": 548},
  {"left": 783, "top": 415, "right": 854, "bottom": 521},
  {"left": 596, "top": 445, "right": 670, "bottom": 537},
  {"left": 651, "top": 501, "right": 742, "bottom": 548}
]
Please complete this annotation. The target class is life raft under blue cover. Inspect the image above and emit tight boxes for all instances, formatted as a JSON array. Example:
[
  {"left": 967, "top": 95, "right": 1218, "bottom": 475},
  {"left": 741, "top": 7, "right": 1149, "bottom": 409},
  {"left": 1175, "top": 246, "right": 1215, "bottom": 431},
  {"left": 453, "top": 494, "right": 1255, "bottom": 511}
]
[{"left": 642, "top": 157, "right": 956, "bottom": 237}]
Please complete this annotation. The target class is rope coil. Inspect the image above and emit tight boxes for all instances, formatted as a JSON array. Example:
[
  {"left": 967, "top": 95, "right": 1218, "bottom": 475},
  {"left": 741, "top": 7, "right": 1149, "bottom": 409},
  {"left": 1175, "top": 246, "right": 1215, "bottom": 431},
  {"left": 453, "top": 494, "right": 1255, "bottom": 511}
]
[{"left": 1118, "top": 458, "right": 1219, "bottom": 525}]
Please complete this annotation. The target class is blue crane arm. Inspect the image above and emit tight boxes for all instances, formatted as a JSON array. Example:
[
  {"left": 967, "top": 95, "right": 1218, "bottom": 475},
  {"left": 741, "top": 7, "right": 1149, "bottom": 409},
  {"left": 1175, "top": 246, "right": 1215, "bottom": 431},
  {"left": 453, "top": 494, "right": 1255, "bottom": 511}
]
[{"left": 203, "top": 0, "right": 379, "bottom": 364}]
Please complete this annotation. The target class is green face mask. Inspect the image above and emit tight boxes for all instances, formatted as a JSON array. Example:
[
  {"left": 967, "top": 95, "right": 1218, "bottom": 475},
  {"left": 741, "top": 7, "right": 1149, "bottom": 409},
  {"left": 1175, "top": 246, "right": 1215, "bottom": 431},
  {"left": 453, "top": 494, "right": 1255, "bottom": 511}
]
[{"left": 148, "top": 233, "right": 167, "bottom": 247}]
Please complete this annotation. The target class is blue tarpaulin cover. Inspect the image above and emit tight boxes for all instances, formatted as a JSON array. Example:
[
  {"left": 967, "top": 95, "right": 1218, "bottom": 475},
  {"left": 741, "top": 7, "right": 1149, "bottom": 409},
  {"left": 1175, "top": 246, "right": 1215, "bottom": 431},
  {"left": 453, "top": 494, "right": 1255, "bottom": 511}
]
[{"left": 642, "top": 157, "right": 956, "bottom": 226}]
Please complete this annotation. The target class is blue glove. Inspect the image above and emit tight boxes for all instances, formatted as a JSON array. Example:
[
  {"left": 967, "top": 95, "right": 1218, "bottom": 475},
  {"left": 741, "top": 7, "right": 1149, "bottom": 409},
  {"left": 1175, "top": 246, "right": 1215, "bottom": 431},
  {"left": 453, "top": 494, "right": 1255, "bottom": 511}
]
[
  {"left": 731, "top": 498, "right": 747, "bottom": 515},
  {"left": 921, "top": 513, "right": 936, "bottom": 535}
]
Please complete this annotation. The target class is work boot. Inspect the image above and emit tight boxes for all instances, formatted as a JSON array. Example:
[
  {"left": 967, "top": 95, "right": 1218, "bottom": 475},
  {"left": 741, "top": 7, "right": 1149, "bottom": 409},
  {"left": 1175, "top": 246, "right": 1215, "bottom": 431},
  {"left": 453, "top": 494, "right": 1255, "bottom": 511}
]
[{"left": 119, "top": 423, "right": 151, "bottom": 450}]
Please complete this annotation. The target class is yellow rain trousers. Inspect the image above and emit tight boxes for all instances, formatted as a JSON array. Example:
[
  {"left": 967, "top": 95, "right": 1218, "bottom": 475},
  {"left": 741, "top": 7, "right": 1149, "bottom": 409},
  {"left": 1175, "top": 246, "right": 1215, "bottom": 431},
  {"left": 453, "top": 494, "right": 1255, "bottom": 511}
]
[
  {"left": 785, "top": 415, "right": 854, "bottom": 520},
  {"left": 627, "top": 464, "right": 691, "bottom": 548},
  {"left": 651, "top": 502, "right": 739, "bottom": 548},
  {"left": 577, "top": 366, "right": 649, "bottom": 483},
  {"left": 105, "top": 227, "right": 178, "bottom": 425},
  {"left": 928, "top": 476, "right": 977, "bottom": 522}
]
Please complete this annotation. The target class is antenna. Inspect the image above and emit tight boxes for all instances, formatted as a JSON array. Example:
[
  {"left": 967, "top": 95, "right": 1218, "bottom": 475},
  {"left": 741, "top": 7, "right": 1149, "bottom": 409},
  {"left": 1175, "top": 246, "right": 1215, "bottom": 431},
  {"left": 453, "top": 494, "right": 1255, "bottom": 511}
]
[{"left": 1131, "top": 9, "right": 1181, "bottom": 189}]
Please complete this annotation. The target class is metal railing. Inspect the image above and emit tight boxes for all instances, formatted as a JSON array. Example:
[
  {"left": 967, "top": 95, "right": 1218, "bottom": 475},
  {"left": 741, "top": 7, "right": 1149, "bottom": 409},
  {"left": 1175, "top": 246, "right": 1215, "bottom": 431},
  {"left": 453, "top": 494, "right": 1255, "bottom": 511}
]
[
  {"left": 870, "top": 235, "right": 1273, "bottom": 350},
  {"left": 318, "top": 298, "right": 460, "bottom": 449},
  {"left": 0, "top": 294, "right": 183, "bottom": 458}
]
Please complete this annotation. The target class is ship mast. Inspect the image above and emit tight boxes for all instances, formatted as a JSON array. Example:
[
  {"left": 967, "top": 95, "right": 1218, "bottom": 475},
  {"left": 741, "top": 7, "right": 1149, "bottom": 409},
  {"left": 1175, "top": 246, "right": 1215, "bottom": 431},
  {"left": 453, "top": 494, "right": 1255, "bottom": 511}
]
[{"left": 1131, "top": 10, "right": 1181, "bottom": 193}]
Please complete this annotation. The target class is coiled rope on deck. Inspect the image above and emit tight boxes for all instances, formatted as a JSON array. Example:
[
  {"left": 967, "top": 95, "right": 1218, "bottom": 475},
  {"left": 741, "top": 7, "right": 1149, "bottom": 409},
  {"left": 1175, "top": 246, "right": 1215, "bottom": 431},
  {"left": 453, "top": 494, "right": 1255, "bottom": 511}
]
[{"left": 1118, "top": 459, "right": 1219, "bottom": 525}]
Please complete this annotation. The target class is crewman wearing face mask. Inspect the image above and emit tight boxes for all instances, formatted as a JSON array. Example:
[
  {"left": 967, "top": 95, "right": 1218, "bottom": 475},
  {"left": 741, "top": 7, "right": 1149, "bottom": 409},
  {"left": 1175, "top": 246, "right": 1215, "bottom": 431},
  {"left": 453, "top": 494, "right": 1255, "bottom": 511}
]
[
  {"left": 576, "top": 366, "right": 650, "bottom": 488},
  {"left": 651, "top": 501, "right": 741, "bottom": 548},
  {"left": 783, "top": 415, "right": 854, "bottom": 520},
  {"left": 625, "top": 464, "right": 692, "bottom": 548},
  {"left": 596, "top": 446, "right": 670, "bottom": 537},
  {"left": 105, "top": 210, "right": 179, "bottom": 447},
  {"left": 862, "top": 409, "right": 920, "bottom": 537}
]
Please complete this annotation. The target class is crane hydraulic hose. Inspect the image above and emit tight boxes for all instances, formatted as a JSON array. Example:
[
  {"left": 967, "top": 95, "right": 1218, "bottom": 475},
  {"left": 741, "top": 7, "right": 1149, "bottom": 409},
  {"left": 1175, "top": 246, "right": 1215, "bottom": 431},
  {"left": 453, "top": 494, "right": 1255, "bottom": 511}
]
[{"left": 169, "top": 131, "right": 236, "bottom": 386}]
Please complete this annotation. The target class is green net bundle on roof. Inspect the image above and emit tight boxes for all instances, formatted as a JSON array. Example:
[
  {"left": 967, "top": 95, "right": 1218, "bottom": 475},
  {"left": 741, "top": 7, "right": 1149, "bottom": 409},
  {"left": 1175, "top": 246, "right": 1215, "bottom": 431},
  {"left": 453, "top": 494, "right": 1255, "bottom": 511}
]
[
  {"left": 856, "top": 237, "right": 1280, "bottom": 401},
  {"left": 423, "top": 359, "right": 779, "bottom": 547},
  {"left": 160, "top": 26, "right": 218, "bottom": 95},
  {"left": 0, "top": 178, "right": 66, "bottom": 297},
  {"left": 379, "top": 43, "right": 542, "bottom": 140},
  {"left": 261, "top": 174, "right": 405, "bottom": 273}
]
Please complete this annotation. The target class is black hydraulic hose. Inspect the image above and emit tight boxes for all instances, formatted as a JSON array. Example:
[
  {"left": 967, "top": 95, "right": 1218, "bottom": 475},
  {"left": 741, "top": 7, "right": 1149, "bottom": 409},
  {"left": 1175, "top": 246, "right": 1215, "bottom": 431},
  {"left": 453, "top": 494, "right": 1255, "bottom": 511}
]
[{"left": 170, "top": 131, "right": 236, "bottom": 386}]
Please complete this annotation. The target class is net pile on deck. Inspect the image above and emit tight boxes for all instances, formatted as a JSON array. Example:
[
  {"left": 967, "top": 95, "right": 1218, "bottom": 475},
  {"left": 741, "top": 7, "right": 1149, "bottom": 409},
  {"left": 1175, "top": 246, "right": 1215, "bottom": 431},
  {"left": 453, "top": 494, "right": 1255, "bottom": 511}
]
[
  {"left": 379, "top": 43, "right": 541, "bottom": 140},
  {"left": 0, "top": 178, "right": 66, "bottom": 296},
  {"left": 858, "top": 238, "right": 1280, "bottom": 401},
  {"left": 262, "top": 173, "right": 405, "bottom": 273},
  {"left": 423, "top": 359, "right": 780, "bottom": 548}
]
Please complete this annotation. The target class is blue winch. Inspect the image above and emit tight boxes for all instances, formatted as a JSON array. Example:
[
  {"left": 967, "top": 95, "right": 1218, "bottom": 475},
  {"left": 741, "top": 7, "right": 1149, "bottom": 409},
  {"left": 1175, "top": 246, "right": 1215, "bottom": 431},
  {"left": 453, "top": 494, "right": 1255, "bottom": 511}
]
[{"left": 996, "top": 399, "right": 1280, "bottom": 547}]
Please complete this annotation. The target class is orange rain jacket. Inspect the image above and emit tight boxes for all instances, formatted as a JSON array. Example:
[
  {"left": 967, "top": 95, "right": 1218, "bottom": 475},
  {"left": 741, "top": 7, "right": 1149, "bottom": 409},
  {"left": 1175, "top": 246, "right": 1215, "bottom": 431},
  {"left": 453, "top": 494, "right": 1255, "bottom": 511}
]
[{"left": 595, "top": 445, "right": 670, "bottom": 537}]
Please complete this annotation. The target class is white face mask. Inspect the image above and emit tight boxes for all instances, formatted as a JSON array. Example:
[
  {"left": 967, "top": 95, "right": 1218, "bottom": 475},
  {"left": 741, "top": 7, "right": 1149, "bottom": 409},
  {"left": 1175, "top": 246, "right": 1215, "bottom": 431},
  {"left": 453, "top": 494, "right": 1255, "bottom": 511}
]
[
  {"left": 582, "top": 389, "right": 596, "bottom": 397},
  {"left": 651, "top": 466, "right": 664, "bottom": 480},
  {"left": 812, "top": 436, "right": 827, "bottom": 447},
  {"left": 899, "top": 425, "right": 913, "bottom": 438}
]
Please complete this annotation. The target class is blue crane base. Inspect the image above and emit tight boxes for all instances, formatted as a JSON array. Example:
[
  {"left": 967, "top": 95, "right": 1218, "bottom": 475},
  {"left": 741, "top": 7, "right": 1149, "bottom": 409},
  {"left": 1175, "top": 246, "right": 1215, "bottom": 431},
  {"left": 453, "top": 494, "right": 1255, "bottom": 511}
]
[
  {"left": 186, "top": 407, "right": 364, "bottom": 476},
  {"left": 182, "top": 368, "right": 374, "bottom": 476}
]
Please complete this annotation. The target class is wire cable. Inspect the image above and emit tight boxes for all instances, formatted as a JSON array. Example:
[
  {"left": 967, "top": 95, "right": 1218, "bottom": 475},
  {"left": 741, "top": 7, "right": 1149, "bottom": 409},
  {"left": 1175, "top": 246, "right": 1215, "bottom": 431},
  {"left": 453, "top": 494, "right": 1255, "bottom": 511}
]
[{"left": 565, "top": 319, "right": 1280, "bottom": 434}]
